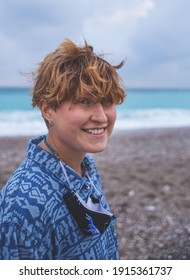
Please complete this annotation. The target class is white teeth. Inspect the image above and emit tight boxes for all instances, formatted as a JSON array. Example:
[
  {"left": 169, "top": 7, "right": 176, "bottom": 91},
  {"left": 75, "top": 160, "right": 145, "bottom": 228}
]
[{"left": 85, "top": 128, "right": 105, "bottom": 135}]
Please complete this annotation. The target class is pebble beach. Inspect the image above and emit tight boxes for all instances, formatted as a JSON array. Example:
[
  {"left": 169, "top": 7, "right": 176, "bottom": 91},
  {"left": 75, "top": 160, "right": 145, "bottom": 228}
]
[{"left": 1, "top": 127, "right": 190, "bottom": 259}]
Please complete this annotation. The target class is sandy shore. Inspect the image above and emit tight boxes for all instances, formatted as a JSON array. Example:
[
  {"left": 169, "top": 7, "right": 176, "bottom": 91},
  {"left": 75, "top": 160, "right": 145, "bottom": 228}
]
[{"left": 1, "top": 127, "right": 190, "bottom": 259}]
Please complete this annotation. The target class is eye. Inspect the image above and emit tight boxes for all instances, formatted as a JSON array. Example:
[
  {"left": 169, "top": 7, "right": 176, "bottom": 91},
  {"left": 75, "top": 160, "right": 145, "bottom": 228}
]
[
  {"left": 101, "top": 97, "right": 112, "bottom": 105},
  {"left": 79, "top": 98, "right": 91, "bottom": 105}
]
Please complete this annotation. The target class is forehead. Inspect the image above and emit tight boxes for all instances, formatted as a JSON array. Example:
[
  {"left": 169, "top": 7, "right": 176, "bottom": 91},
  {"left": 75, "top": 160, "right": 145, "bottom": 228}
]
[
  {"left": 74, "top": 89, "right": 108, "bottom": 103},
  {"left": 73, "top": 87, "right": 95, "bottom": 98}
]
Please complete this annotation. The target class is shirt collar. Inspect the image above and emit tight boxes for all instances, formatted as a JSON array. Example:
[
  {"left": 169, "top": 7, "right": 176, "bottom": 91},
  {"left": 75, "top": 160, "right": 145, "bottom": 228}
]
[{"left": 27, "top": 135, "right": 94, "bottom": 193}]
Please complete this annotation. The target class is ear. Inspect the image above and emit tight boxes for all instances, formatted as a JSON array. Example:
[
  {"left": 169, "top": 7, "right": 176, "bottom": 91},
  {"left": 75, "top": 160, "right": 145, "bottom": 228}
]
[{"left": 39, "top": 99, "right": 54, "bottom": 122}]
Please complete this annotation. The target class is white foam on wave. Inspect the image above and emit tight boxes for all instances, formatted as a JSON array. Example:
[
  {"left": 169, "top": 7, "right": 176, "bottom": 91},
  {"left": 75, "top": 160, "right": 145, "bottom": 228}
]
[
  {"left": 1, "top": 109, "right": 190, "bottom": 136},
  {"left": 115, "top": 108, "right": 190, "bottom": 130},
  {"left": 0, "top": 111, "right": 47, "bottom": 136}
]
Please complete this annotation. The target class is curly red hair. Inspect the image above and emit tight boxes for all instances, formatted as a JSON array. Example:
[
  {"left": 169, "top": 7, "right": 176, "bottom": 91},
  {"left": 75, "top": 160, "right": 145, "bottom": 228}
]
[{"left": 32, "top": 39, "right": 126, "bottom": 110}]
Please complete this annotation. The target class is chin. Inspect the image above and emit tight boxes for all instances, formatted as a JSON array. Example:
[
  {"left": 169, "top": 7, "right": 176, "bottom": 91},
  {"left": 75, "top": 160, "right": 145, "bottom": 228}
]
[{"left": 87, "top": 144, "right": 107, "bottom": 154}]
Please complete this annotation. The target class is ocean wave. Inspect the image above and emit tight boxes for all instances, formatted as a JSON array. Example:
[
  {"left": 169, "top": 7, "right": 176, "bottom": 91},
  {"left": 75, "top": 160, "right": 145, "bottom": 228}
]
[
  {"left": 0, "top": 111, "right": 47, "bottom": 136},
  {"left": 1, "top": 109, "right": 190, "bottom": 136},
  {"left": 115, "top": 108, "right": 190, "bottom": 130}
]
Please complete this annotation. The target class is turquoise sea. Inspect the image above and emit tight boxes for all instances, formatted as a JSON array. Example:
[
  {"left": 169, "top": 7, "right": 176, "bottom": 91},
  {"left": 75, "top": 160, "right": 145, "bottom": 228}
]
[{"left": 0, "top": 87, "right": 190, "bottom": 136}]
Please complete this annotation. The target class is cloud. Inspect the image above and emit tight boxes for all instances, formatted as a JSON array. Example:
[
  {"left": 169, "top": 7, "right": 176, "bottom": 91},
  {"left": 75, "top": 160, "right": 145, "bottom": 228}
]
[
  {"left": 84, "top": 0, "right": 154, "bottom": 28},
  {"left": 82, "top": 0, "right": 155, "bottom": 52},
  {"left": 126, "top": 0, "right": 190, "bottom": 87},
  {"left": 0, "top": 0, "right": 189, "bottom": 87}
]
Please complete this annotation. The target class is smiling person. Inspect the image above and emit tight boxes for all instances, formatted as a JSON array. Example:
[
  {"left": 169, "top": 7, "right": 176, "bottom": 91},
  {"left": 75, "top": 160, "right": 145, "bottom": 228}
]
[{"left": 0, "top": 39, "right": 126, "bottom": 260}]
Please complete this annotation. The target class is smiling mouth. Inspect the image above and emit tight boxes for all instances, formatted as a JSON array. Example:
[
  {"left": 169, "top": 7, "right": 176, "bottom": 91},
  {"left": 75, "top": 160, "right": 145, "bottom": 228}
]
[{"left": 83, "top": 128, "right": 106, "bottom": 135}]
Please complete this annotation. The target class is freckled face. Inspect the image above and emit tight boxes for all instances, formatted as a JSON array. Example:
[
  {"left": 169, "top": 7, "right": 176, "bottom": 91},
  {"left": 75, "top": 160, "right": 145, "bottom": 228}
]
[{"left": 47, "top": 97, "right": 116, "bottom": 158}]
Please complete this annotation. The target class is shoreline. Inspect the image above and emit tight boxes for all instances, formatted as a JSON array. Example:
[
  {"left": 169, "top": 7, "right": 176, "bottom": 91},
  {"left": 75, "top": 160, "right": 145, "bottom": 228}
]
[{"left": 1, "top": 126, "right": 190, "bottom": 259}]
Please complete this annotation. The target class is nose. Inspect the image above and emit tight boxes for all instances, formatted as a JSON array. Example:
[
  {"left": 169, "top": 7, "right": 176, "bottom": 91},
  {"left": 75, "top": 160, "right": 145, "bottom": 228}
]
[{"left": 90, "top": 102, "right": 108, "bottom": 123}]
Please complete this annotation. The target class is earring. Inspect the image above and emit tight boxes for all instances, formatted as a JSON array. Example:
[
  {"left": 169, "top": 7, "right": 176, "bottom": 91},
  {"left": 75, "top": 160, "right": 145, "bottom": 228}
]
[{"left": 49, "top": 120, "right": 54, "bottom": 127}]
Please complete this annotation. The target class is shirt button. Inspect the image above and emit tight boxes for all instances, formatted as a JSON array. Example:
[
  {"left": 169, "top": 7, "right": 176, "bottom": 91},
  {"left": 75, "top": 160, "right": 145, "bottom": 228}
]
[{"left": 81, "top": 184, "right": 90, "bottom": 190}]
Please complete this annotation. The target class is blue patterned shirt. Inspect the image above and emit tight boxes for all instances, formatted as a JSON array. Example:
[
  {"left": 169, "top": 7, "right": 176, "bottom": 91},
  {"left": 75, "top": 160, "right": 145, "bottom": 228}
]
[{"left": 0, "top": 136, "right": 119, "bottom": 260}]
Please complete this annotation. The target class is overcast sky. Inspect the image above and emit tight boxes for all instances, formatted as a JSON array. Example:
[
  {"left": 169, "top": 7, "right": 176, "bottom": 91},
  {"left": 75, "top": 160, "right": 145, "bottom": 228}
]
[{"left": 0, "top": 0, "right": 189, "bottom": 88}]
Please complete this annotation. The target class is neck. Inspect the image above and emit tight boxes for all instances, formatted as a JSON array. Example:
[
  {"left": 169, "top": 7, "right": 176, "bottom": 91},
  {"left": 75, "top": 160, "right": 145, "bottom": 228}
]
[{"left": 41, "top": 134, "right": 84, "bottom": 176}]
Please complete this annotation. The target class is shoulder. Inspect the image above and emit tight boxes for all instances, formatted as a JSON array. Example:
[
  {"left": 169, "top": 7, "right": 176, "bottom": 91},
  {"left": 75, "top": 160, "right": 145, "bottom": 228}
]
[{"left": 0, "top": 158, "right": 67, "bottom": 232}]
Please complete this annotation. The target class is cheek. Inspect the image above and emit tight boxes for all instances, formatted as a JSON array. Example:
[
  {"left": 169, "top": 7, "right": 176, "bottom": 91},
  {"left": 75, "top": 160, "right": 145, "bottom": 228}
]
[
  {"left": 60, "top": 115, "right": 86, "bottom": 135},
  {"left": 108, "top": 107, "right": 117, "bottom": 125}
]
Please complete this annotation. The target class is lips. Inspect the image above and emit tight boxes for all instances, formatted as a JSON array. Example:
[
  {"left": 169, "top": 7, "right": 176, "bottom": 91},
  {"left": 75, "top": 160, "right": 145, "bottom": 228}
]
[{"left": 83, "top": 128, "right": 106, "bottom": 135}]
